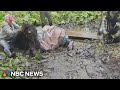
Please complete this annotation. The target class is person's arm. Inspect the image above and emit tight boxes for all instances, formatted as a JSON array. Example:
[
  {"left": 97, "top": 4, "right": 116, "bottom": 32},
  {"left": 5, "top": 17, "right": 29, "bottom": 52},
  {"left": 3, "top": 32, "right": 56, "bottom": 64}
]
[
  {"left": 2, "top": 25, "right": 14, "bottom": 39},
  {"left": 14, "top": 28, "right": 23, "bottom": 32},
  {"left": 11, "top": 21, "right": 23, "bottom": 32},
  {"left": 12, "top": 21, "right": 21, "bottom": 29}
]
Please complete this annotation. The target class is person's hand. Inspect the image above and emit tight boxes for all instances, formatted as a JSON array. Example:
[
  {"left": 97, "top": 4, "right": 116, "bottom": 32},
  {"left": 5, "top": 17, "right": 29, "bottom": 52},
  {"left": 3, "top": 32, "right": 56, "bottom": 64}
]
[
  {"left": 112, "top": 35, "right": 115, "bottom": 38},
  {"left": 16, "top": 29, "right": 23, "bottom": 32},
  {"left": 19, "top": 29, "right": 23, "bottom": 32}
]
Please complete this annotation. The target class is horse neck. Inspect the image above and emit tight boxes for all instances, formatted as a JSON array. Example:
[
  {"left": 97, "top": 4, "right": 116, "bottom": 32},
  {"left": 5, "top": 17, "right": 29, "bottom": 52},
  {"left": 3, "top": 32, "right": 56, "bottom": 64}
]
[{"left": 30, "top": 37, "right": 40, "bottom": 50}]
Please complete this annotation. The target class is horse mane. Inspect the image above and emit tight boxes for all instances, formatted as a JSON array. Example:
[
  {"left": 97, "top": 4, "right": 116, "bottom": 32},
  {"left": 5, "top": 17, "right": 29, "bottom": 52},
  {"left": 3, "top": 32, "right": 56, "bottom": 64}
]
[{"left": 21, "top": 23, "right": 37, "bottom": 32}]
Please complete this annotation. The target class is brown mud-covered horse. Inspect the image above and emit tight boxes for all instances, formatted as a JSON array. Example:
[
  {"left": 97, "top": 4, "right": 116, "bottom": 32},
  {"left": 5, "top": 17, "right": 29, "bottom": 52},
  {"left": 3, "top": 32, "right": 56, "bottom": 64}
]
[
  {"left": 14, "top": 23, "right": 40, "bottom": 56},
  {"left": 14, "top": 23, "right": 71, "bottom": 56}
]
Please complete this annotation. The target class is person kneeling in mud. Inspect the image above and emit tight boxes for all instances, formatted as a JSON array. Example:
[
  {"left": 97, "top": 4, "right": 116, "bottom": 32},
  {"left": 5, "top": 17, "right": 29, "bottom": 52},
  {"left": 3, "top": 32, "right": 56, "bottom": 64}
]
[
  {"left": 0, "top": 14, "right": 22, "bottom": 58},
  {"left": 37, "top": 25, "right": 74, "bottom": 53},
  {"left": 111, "top": 22, "right": 120, "bottom": 43}
]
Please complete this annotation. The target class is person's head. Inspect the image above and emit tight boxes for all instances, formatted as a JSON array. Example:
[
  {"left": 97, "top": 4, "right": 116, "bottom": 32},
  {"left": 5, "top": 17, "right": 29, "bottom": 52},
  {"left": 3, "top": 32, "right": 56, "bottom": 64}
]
[{"left": 4, "top": 14, "right": 14, "bottom": 25}]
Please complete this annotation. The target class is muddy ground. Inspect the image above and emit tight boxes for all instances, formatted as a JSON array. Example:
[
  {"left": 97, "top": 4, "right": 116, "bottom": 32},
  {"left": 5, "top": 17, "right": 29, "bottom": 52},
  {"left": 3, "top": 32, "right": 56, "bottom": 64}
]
[
  {"left": 25, "top": 39, "right": 120, "bottom": 79},
  {"left": 0, "top": 21, "right": 120, "bottom": 79}
]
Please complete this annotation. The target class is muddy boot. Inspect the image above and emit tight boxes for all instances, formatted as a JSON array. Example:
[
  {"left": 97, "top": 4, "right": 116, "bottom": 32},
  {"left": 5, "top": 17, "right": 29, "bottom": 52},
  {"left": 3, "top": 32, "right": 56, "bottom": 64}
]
[
  {"left": 67, "top": 41, "right": 74, "bottom": 51},
  {"left": 61, "top": 35, "right": 71, "bottom": 47},
  {"left": 10, "top": 52, "right": 16, "bottom": 59},
  {"left": 4, "top": 48, "right": 12, "bottom": 57},
  {"left": 4, "top": 48, "right": 16, "bottom": 58}
]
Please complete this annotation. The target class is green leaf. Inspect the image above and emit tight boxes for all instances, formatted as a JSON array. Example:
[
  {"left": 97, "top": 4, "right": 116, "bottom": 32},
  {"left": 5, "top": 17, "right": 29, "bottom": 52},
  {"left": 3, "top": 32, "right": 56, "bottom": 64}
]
[{"left": 35, "top": 53, "right": 43, "bottom": 60}]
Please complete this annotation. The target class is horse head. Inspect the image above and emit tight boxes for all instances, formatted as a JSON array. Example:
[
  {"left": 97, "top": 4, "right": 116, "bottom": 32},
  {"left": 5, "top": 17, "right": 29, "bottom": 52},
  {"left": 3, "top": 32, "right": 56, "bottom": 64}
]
[{"left": 21, "top": 23, "right": 40, "bottom": 56}]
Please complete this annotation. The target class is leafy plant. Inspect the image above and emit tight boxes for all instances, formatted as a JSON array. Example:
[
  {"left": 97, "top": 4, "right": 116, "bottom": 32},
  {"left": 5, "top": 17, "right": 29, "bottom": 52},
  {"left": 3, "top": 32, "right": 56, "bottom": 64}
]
[{"left": 0, "top": 11, "right": 102, "bottom": 26}]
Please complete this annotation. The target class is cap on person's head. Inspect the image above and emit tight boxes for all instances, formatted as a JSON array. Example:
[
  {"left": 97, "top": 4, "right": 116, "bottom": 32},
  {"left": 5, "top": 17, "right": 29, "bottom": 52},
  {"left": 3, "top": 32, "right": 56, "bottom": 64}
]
[{"left": 5, "top": 14, "right": 14, "bottom": 21}]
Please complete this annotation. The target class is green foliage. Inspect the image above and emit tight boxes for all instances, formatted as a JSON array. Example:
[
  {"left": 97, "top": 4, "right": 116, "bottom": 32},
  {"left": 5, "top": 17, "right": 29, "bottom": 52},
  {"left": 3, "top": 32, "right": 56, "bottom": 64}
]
[
  {"left": 0, "top": 11, "right": 102, "bottom": 26},
  {"left": 0, "top": 52, "right": 6, "bottom": 60},
  {"left": 9, "top": 11, "right": 40, "bottom": 25},
  {"left": 35, "top": 53, "right": 43, "bottom": 60},
  {"left": 0, "top": 11, "right": 41, "bottom": 25},
  {"left": 51, "top": 11, "right": 101, "bottom": 25}
]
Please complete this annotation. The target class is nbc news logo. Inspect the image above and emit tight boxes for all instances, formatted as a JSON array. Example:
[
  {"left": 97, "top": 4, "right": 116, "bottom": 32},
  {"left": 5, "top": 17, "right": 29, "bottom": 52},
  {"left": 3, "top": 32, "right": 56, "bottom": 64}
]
[
  {"left": 2, "top": 71, "right": 43, "bottom": 77},
  {"left": 3, "top": 71, "right": 11, "bottom": 77}
]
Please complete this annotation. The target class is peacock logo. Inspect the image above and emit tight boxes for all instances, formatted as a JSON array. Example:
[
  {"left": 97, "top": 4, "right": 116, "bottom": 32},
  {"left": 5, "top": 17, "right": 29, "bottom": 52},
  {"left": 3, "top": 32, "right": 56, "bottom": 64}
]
[{"left": 3, "top": 71, "right": 11, "bottom": 77}]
